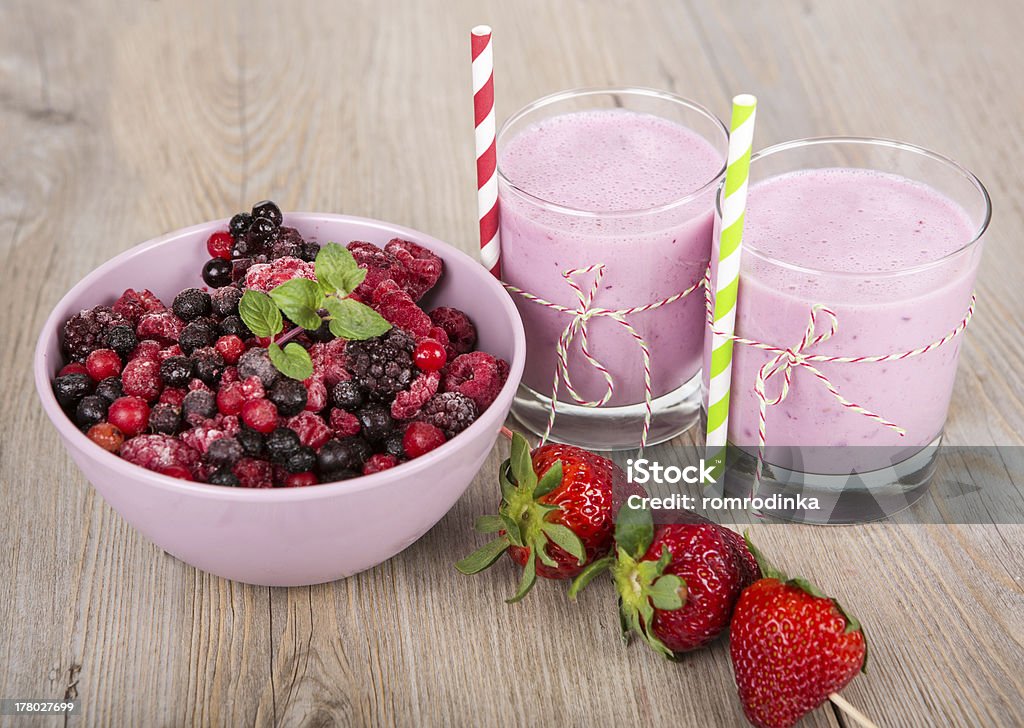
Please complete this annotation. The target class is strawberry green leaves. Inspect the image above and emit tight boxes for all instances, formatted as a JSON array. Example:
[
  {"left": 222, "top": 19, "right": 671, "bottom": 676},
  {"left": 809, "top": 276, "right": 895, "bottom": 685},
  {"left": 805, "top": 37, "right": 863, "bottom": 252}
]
[{"left": 237, "top": 242, "right": 392, "bottom": 380}]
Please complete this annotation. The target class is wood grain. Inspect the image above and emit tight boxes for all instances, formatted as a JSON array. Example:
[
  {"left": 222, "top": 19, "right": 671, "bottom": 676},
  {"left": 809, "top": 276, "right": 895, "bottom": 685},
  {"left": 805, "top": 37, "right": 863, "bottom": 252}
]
[{"left": 0, "top": 0, "right": 1021, "bottom": 726}]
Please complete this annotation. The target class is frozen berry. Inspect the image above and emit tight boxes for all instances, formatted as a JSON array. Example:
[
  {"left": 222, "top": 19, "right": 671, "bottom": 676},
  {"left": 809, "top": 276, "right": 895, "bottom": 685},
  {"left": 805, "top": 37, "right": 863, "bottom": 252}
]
[
  {"left": 216, "top": 381, "right": 244, "bottom": 416},
  {"left": 208, "top": 469, "right": 240, "bottom": 486},
  {"left": 205, "top": 436, "right": 243, "bottom": 468},
  {"left": 288, "top": 411, "right": 333, "bottom": 449},
  {"left": 248, "top": 216, "right": 279, "bottom": 246},
  {"left": 265, "top": 427, "right": 301, "bottom": 462},
  {"left": 284, "top": 446, "right": 316, "bottom": 474},
  {"left": 75, "top": 395, "right": 108, "bottom": 429},
  {"left": 159, "top": 387, "right": 187, "bottom": 407},
  {"left": 356, "top": 404, "right": 394, "bottom": 443},
  {"left": 63, "top": 306, "right": 128, "bottom": 361},
  {"left": 136, "top": 311, "right": 185, "bottom": 345},
  {"left": 191, "top": 347, "right": 225, "bottom": 386},
  {"left": 207, "top": 231, "right": 234, "bottom": 260},
  {"left": 344, "top": 329, "right": 415, "bottom": 402},
  {"left": 202, "top": 258, "right": 232, "bottom": 288},
  {"left": 297, "top": 241, "right": 320, "bottom": 262},
  {"left": 53, "top": 373, "right": 93, "bottom": 410},
  {"left": 303, "top": 377, "right": 328, "bottom": 412},
  {"left": 402, "top": 421, "right": 447, "bottom": 458},
  {"left": 160, "top": 356, "right": 193, "bottom": 388},
  {"left": 87, "top": 422, "right": 124, "bottom": 452},
  {"left": 269, "top": 227, "right": 305, "bottom": 260},
  {"left": 241, "top": 398, "right": 278, "bottom": 434},
  {"left": 391, "top": 370, "right": 440, "bottom": 420},
  {"left": 444, "top": 351, "right": 507, "bottom": 411},
  {"left": 331, "top": 380, "right": 365, "bottom": 410},
  {"left": 232, "top": 457, "right": 273, "bottom": 488},
  {"left": 363, "top": 453, "right": 398, "bottom": 475},
  {"left": 229, "top": 212, "right": 253, "bottom": 239},
  {"left": 182, "top": 389, "right": 217, "bottom": 423},
  {"left": 251, "top": 200, "right": 283, "bottom": 227},
  {"left": 172, "top": 288, "right": 212, "bottom": 321},
  {"left": 179, "top": 320, "right": 217, "bottom": 355},
  {"left": 236, "top": 428, "right": 265, "bottom": 457},
  {"left": 148, "top": 402, "right": 181, "bottom": 434},
  {"left": 413, "top": 339, "right": 447, "bottom": 372},
  {"left": 283, "top": 471, "right": 317, "bottom": 487},
  {"left": 218, "top": 314, "right": 250, "bottom": 339},
  {"left": 94, "top": 376, "right": 123, "bottom": 403},
  {"left": 328, "top": 408, "right": 361, "bottom": 438},
  {"left": 105, "top": 325, "right": 138, "bottom": 358},
  {"left": 317, "top": 437, "right": 372, "bottom": 475},
  {"left": 112, "top": 289, "right": 165, "bottom": 326},
  {"left": 320, "top": 469, "right": 360, "bottom": 483},
  {"left": 243, "top": 256, "right": 317, "bottom": 293},
  {"left": 215, "top": 335, "right": 245, "bottom": 364},
  {"left": 383, "top": 431, "right": 406, "bottom": 459},
  {"left": 348, "top": 241, "right": 411, "bottom": 300},
  {"left": 418, "top": 392, "right": 477, "bottom": 438},
  {"left": 120, "top": 434, "right": 199, "bottom": 475},
  {"left": 237, "top": 348, "right": 279, "bottom": 388},
  {"left": 108, "top": 396, "right": 150, "bottom": 437},
  {"left": 59, "top": 362, "right": 89, "bottom": 377},
  {"left": 385, "top": 238, "right": 443, "bottom": 301},
  {"left": 122, "top": 357, "right": 162, "bottom": 401},
  {"left": 157, "top": 464, "right": 194, "bottom": 480},
  {"left": 211, "top": 286, "right": 243, "bottom": 318},
  {"left": 268, "top": 378, "right": 307, "bottom": 417},
  {"left": 371, "top": 280, "right": 432, "bottom": 336},
  {"left": 429, "top": 307, "right": 476, "bottom": 355}
]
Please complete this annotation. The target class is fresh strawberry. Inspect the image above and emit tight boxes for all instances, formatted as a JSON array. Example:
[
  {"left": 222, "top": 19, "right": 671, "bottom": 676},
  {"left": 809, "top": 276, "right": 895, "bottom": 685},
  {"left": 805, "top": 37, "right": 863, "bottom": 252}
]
[
  {"left": 570, "top": 504, "right": 752, "bottom": 655},
  {"left": 455, "top": 432, "right": 625, "bottom": 602},
  {"left": 730, "top": 540, "right": 868, "bottom": 728}
]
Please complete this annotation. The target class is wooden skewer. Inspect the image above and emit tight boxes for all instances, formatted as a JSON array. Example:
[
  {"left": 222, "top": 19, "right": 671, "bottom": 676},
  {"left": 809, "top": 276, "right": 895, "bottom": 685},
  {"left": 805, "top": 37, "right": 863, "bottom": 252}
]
[{"left": 829, "top": 692, "right": 880, "bottom": 728}]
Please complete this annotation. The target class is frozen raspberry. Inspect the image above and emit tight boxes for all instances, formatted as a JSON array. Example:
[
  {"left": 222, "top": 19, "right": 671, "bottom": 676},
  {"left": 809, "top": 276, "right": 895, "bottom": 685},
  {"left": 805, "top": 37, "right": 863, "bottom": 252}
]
[
  {"left": 344, "top": 328, "right": 416, "bottom": 401},
  {"left": 283, "top": 471, "right": 318, "bottom": 487},
  {"left": 496, "top": 358, "right": 510, "bottom": 384},
  {"left": 418, "top": 392, "right": 477, "bottom": 438},
  {"left": 308, "top": 338, "right": 349, "bottom": 386},
  {"left": 384, "top": 239, "right": 443, "bottom": 301},
  {"left": 371, "top": 280, "right": 432, "bottom": 337},
  {"left": 159, "top": 344, "right": 184, "bottom": 361},
  {"left": 148, "top": 402, "right": 181, "bottom": 434},
  {"left": 157, "top": 465, "right": 194, "bottom": 481},
  {"left": 120, "top": 433, "right": 199, "bottom": 475},
  {"left": 85, "top": 349, "right": 122, "bottom": 381},
  {"left": 232, "top": 457, "right": 273, "bottom": 488},
  {"left": 239, "top": 375, "right": 266, "bottom": 400},
  {"left": 429, "top": 307, "right": 477, "bottom": 356},
  {"left": 402, "top": 421, "right": 447, "bottom": 458},
  {"left": 237, "top": 348, "right": 279, "bottom": 388},
  {"left": 215, "top": 335, "right": 245, "bottom": 364},
  {"left": 63, "top": 306, "right": 129, "bottom": 361},
  {"left": 329, "top": 408, "right": 361, "bottom": 438},
  {"left": 426, "top": 325, "right": 450, "bottom": 352},
  {"left": 159, "top": 387, "right": 187, "bottom": 407},
  {"left": 413, "top": 339, "right": 446, "bottom": 372},
  {"left": 269, "top": 226, "right": 305, "bottom": 260},
  {"left": 304, "top": 377, "right": 328, "bottom": 412},
  {"left": 216, "top": 381, "right": 245, "bottom": 415},
  {"left": 207, "top": 231, "right": 234, "bottom": 260},
  {"left": 287, "top": 411, "right": 333, "bottom": 449},
  {"left": 241, "top": 398, "right": 278, "bottom": 433},
  {"left": 87, "top": 422, "right": 124, "bottom": 452},
  {"left": 443, "top": 352, "right": 507, "bottom": 411},
  {"left": 180, "top": 418, "right": 232, "bottom": 455},
  {"left": 243, "top": 256, "right": 317, "bottom": 293},
  {"left": 221, "top": 366, "right": 239, "bottom": 384},
  {"left": 363, "top": 453, "right": 398, "bottom": 474},
  {"left": 348, "top": 241, "right": 411, "bottom": 299},
  {"left": 136, "top": 311, "right": 185, "bottom": 344},
  {"left": 391, "top": 370, "right": 440, "bottom": 420},
  {"left": 121, "top": 358, "right": 163, "bottom": 401},
  {"left": 112, "top": 289, "right": 165, "bottom": 326},
  {"left": 59, "top": 362, "right": 89, "bottom": 377},
  {"left": 130, "top": 339, "right": 162, "bottom": 362}
]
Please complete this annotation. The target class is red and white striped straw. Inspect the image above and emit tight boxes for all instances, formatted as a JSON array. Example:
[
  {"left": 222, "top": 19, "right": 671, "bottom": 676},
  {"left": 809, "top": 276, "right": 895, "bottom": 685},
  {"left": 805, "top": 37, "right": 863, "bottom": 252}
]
[{"left": 472, "top": 25, "right": 500, "bottom": 277}]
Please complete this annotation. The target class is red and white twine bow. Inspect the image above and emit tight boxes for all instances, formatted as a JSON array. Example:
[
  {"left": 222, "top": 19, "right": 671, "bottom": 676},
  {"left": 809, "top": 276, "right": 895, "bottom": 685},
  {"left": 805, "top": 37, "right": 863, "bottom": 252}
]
[
  {"left": 703, "top": 275, "right": 977, "bottom": 486},
  {"left": 504, "top": 264, "right": 703, "bottom": 450}
]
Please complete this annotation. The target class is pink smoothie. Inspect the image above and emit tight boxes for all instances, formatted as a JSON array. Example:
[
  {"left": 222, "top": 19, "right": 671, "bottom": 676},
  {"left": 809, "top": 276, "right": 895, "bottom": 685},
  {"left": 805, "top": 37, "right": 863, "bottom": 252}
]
[
  {"left": 721, "top": 168, "right": 981, "bottom": 463},
  {"left": 498, "top": 109, "right": 724, "bottom": 406}
]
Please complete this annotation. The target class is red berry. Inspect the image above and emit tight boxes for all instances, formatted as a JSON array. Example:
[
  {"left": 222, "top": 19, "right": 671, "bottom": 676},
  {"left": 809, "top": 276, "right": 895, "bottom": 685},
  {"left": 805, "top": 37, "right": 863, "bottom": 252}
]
[
  {"left": 402, "top": 421, "right": 446, "bottom": 458},
  {"left": 159, "top": 387, "right": 187, "bottom": 407},
  {"left": 215, "top": 335, "right": 245, "bottom": 364},
  {"left": 87, "top": 422, "right": 124, "bottom": 452},
  {"left": 413, "top": 339, "right": 447, "bottom": 372},
  {"left": 287, "top": 411, "right": 332, "bottom": 449},
  {"left": 108, "top": 396, "right": 150, "bottom": 437},
  {"left": 157, "top": 464, "right": 194, "bottom": 481},
  {"left": 206, "top": 230, "right": 234, "bottom": 260},
  {"left": 121, "top": 358, "right": 163, "bottom": 401},
  {"left": 329, "top": 408, "right": 361, "bottom": 438},
  {"left": 59, "top": 362, "right": 90, "bottom": 377},
  {"left": 363, "top": 453, "right": 398, "bottom": 474},
  {"left": 240, "top": 398, "right": 278, "bottom": 433},
  {"left": 232, "top": 457, "right": 273, "bottom": 488},
  {"left": 283, "top": 471, "right": 318, "bottom": 487},
  {"left": 444, "top": 351, "right": 508, "bottom": 411},
  {"left": 216, "top": 381, "right": 245, "bottom": 416},
  {"left": 130, "top": 339, "right": 162, "bottom": 362},
  {"left": 85, "top": 348, "right": 123, "bottom": 381}
]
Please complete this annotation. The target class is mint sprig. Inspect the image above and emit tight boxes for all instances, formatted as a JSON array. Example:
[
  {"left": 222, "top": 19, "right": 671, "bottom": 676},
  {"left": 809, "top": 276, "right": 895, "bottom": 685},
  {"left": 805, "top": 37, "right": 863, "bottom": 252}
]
[{"left": 238, "top": 242, "right": 393, "bottom": 380}]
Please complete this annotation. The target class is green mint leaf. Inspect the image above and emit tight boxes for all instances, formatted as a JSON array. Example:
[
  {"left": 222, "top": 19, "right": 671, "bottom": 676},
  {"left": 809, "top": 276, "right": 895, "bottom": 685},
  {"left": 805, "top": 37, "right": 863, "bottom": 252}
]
[
  {"left": 268, "top": 342, "right": 313, "bottom": 381},
  {"left": 615, "top": 499, "right": 654, "bottom": 559},
  {"left": 454, "top": 537, "right": 509, "bottom": 575},
  {"left": 239, "top": 290, "right": 283, "bottom": 339},
  {"left": 315, "top": 242, "right": 365, "bottom": 295},
  {"left": 269, "top": 278, "right": 324, "bottom": 331},
  {"left": 323, "top": 297, "right": 392, "bottom": 340}
]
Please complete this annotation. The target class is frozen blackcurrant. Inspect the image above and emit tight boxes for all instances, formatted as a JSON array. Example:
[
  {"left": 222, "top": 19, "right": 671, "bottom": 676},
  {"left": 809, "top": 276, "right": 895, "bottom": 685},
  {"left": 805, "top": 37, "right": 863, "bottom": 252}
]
[
  {"left": 251, "top": 200, "right": 283, "bottom": 227},
  {"left": 229, "top": 212, "right": 253, "bottom": 239},
  {"left": 202, "top": 258, "right": 232, "bottom": 288}
]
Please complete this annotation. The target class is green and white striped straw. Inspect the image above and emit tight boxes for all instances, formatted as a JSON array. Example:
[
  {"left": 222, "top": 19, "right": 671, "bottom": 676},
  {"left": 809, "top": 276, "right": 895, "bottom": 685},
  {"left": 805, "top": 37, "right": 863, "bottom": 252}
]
[{"left": 706, "top": 94, "right": 757, "bottom": 478}]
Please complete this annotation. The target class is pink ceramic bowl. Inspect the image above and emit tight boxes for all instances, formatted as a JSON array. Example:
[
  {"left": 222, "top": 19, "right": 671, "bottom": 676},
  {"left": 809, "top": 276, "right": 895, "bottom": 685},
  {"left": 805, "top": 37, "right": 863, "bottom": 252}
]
[{"left": 34, "top": 213, "right": 525, "bottom": 586}]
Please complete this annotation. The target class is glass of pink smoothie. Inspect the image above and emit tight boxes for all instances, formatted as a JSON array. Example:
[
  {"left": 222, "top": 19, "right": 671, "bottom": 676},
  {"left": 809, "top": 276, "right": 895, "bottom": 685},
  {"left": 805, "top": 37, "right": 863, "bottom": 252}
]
[
  {"left": 705, "top": 137, "right": 990, "bottom": 522},
  {"left": 497, "top": 88, "right": 728, "bottom": 450}
]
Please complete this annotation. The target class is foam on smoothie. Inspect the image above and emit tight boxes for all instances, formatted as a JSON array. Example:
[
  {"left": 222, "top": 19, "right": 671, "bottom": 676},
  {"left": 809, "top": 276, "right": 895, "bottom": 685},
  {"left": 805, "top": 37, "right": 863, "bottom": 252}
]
[{"left": 499, "top": 109, "right": 723, "bottom": 213}]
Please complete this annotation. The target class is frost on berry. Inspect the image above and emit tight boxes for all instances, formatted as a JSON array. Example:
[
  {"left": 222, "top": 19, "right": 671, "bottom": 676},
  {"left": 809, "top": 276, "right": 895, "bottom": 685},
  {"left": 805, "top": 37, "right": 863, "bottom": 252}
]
[
  {"left": 392, "top": 370, "right": 440, "bottom": 420},
  {"left": 429, "top": 307, "right": 477, "bottom": 356},
  {"left": 112, "top": 289, "right": 166, "bottom": 325},
  {"left": 329, "top": 409, "right": 361, "bottom": 438},
  {"left": 121, "top": 357, "right": 163, "bottom": 401},
  {"left": 309, "top": 339, "right": 349, "bottom": 386},
  {"left": 384, "top": 238, "right": 443, "bottom": 301},
  {"left": 287, "top": 411, "right": 333, "bottom": 449},
  {"left": 304, "top": 377, "right": 328, "bottom": 412},
  {"left": 348, "top": 241, "right": 410, "bottom": 300},
  {"left": 62, "top": 306, "right": 129, "bottom": 362},
  {"left": 179, "top": 419, "right": 234, "bottom": 455},
  {"left": 120, "top": 434, "right": 200, "bottom": 475},
  {"left": 443, "top": 352, "right": 507, "bottom": 411},
  {"left": 232, "top": 457, "right": 273, "bottom": 488},
  {"left": 136, "top": 311, "right": 185, "bottom": 344},
  {"left": 371, "top": 280, "right": 432, "bottom": 337},
  {"left": 243, "top": 256, "right": 317, "bottom": 293}
]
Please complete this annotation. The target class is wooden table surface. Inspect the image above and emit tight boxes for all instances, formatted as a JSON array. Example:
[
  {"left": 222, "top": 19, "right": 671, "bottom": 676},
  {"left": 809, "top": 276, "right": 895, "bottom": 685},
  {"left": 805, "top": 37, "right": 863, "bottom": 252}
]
[{"left": 2, "top": 1, "right": 1023, "bottom": 726}]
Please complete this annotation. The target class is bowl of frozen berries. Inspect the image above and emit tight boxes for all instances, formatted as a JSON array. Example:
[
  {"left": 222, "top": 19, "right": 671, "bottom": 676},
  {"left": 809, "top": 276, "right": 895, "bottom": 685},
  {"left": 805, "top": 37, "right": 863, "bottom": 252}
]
[{"left": 34, "top": 202, "right": 525, "bottom": 585}]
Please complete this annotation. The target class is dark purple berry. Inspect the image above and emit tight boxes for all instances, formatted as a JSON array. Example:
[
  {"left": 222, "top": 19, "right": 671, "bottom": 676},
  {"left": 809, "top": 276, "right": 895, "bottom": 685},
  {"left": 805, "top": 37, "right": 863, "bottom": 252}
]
[
  {"left": 268, "top": 379, "right": 307, "bottom": 417},
  {"left": 94, "top": 376, "right": 124, "bottom": 404},
  {"left": 331, "top": 380, "right": 365, "bottom": 410},
  {"left": 75, "top": 395, "right": 108, "bottom": 428},
  {"left": 251, "top": 200, "right": 283, "bottom": 227},
  {"left": 356, "top": 404, "right": 394, "bottom": 443},
  {"left": 319, "top": 468, "right": 359, "bottom": 483},
  {"left": 229, "top": 212, "right": 253, "bottom": 239},
  {"left": 105, "top": 325, "right": 138, "bottom": 358},
  {"left": 179, "top": 319, "right": 217, "bottom": 355},
  {"left": 160, "top": 356, "right": 193, "bottom": 388},
  {"left": 265, "top": 427, "right": 302, "bottom": 463},
  {"left": 62, "top": 306, "right": 128, "bottom": 362},
  {"left": 383, "top": 431, "right": 406, "bottom": 460},
  {"left": 298, "top": 241, "right": 320, "bottom": 262},
  {"left": 172, "top": 288, "right": 211, "bottom": 321},
  {"left": 218, "top": 314, "right": 250, "bottom": 339},
  {"left": 202, "top": 258, "right": 232, "bottom": 288},
  {"left": 208, "top": 469, "right": 240, "bottom": 486},
  {"left": 211, "top": 286, "right": 242, "bottom": 318},
  {"left": 248, "top": 217, "right": 279, "bottom": 246},
  {"left": 236, "top": 428, "right": 265, "bottom": 457},
  {"left": 344, "top": 329, "right": 415, "bottom": 402},
  {"left": 238, "top": 348, "right": 279, "bottom": 388},
  {"left": 317, "top": 437, "right": 372, "bottom": 474},
  {"left": 205, "top": 437, "right": 243, "bottom": 468},
  {"left": 418, "top": 392, "right": 477, "bottom": 438},
  {"left": 182, "top": 390, "right": 216, "bottom": 423},
  {"left": 191, "top": 347, "right": 225, "bottom": 387},
  {"left": 53, "top": 373, "right": 93, "bottom": 410},
  {"left": 148, "top": 402, "right": 181, "bottom": 434},
  {"left": 284, "top": 446, "right": 316, "bottom": 473}
]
